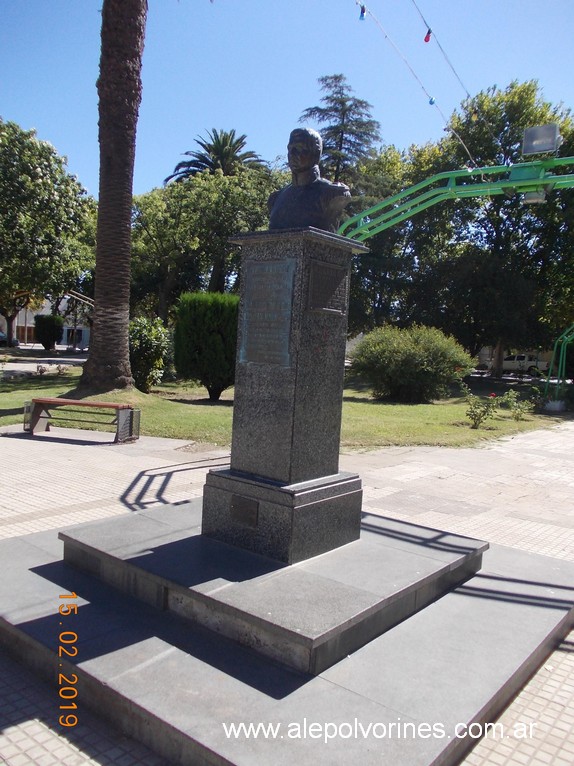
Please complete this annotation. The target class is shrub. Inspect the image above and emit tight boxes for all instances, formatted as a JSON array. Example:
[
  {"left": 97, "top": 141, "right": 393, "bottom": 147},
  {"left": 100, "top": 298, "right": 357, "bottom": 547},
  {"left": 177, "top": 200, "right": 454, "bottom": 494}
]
[
  {"left": 351, "top": 324, "right": 474, "bottom": 403},
  {"left": 499, "top": 388, "right": 535, "bottom": 420},
  {"left": 460, "top": 382, "right": 537, "bottom": 428},
  {"left": 129, "top": 316, "right": 169, "bottom": 393},
  {"left": 34, "top": 314, "right": 64, "bottom": 351},
  {"left": 174, "top": 292, "right": 239, "bottom": 401},
  {"left": 460, "top": 381, "right": 500, "bottom": 428}
]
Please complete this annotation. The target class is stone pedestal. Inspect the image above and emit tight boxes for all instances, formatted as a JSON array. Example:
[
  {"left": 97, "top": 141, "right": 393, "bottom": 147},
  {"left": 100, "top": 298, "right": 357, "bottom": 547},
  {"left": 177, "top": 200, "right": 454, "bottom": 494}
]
[{"left": 201, "top": 228, "right": 368, "bottom": 563}]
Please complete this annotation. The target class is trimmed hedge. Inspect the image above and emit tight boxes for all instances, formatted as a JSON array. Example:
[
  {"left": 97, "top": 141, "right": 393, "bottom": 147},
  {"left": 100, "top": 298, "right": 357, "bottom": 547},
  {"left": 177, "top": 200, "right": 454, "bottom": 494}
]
[
  {"left": 174, "top": 292, "right": 239, "bottom": 401},
  {"left": 34, "top": 314, "right": 64, "bottom": 351}
]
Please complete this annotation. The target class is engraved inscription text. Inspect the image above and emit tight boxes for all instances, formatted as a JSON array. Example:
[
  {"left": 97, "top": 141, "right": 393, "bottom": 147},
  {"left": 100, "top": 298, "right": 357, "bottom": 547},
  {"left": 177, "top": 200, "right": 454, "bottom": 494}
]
[{"left": 239, "top": 260, "right": 295, "bottom": 366}]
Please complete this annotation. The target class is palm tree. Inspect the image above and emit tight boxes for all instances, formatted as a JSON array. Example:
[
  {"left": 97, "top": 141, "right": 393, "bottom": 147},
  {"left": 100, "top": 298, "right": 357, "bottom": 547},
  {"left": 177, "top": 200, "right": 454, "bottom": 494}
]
[
  {"left": 79, "top": 0, "right": 147, "bottom": 391},
  {"left": 165, "top": 128, "right": 267, "bottom": 182}
]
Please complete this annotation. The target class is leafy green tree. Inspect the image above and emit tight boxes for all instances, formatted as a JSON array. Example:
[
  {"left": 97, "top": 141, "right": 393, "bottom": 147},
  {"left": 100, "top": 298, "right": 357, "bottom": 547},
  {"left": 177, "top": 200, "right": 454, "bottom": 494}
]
[
  {"left": 47, "top": 197, "right": 98, "bottom": 315},
  {"left": 0, "top": 291, "right": 37, "bottom": 344},
  {"left": 189, "top": 168, "right": 277, "bottom": 292},
  {"left": 449, "top": 80, "right": 567, "bottom": 167},
  {"left": 166, "top": 128, "right": 267, "bottom": 183},
  {"left": 405, "top": 244, "right": 542, "bottom": 358},
  {"left": 131, "top": 183, "right": 205, "bottom": 322},
  {"left": 348, "top": 145, "right": 412, "bottom": 332},
  {"left": 132, "top": 168, "right": 276, "bottom": 309},
  {"left": 80, "top": 0, "right": 147, "bottom": 392},
  {"left": 523, "top": 123, "right": 574, "bottom": 336},
  {"left": 174, "top": 292, "right": 239, "bottom": 401},
  {"left": 442, "top": 80, "right": 573, "bottom": 362},
  {"left": 0, "top": 120, "right": 92, "bottom": 343},
  {"left": 354, "top": 82, "right": 574, "bottom": 360},
  {"left": 300, "top": 74, "right": 381, "bottom": 184},
  {"left": 183, "top": 168, "right": 277, "bottom": 293}
]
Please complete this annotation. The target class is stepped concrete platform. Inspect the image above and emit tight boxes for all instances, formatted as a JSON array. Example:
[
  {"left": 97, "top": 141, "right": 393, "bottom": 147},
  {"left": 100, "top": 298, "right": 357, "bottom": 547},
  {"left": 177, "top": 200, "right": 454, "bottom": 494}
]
[
  {"left": 58, "top": 502, "right": 487, "bottom": 674},
  {"left": 0, "top": 507, "right": 573, "bottom": 766}
]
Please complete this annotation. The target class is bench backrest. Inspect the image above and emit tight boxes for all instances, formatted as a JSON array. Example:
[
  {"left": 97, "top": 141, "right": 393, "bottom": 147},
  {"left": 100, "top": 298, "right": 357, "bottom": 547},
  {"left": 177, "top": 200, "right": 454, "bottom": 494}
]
[{"left": 31, "top": 398, "right": 133, "bottom": 410}]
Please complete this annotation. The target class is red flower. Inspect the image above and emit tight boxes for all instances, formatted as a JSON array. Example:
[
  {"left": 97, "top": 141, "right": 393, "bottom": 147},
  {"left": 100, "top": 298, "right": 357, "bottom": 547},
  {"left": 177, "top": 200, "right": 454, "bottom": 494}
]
[{"left": 489, "top": 393, "right": 497, "bottom": 398}]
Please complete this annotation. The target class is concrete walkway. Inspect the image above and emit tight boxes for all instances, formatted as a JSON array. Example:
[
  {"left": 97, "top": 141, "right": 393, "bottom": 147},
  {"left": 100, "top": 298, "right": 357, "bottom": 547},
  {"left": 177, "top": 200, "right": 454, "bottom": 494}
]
[{"left": 0, "top": 422, "right": 573, "bottom": 766}]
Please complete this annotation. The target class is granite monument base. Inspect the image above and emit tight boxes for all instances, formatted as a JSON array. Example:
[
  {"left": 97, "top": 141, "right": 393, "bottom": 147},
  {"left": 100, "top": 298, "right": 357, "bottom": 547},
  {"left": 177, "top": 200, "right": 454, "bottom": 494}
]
[
  {"left": 2, "top": 506, "right": 574, "bottom": 766},
  {"left": 57, "top": 501, "right": 486, "bottom": 675},
  {"left": 201, "top": 468, "right": 362, "bottom": 564}
]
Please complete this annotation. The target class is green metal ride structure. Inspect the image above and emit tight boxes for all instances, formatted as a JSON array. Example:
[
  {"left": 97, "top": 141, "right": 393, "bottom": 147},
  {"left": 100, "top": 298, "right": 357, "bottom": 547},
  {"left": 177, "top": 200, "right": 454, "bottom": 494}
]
[
  {"left": 338, "top": 156, "right": 574, "bottom": 242},
  {"left": 338, "top": 145, "right": 574, "bottom": 402},
  {"left": 544, "top": 323, "right": 574, "bottom": 404}
]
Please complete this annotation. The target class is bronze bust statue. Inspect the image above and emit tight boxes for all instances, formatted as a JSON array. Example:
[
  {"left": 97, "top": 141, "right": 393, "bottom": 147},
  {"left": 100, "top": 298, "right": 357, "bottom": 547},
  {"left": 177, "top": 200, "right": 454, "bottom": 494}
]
[{"left": 268, "top": 128, "right": 351, "bottom": 233}]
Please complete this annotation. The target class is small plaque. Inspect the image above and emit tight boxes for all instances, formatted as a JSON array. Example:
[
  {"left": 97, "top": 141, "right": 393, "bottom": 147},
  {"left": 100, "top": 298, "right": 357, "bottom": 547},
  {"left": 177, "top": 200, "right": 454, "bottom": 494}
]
[
  {"left": 230, "top": 495, "right": 259, "bottom": 527},
  {"left": 308, "top": 261, "right": 347, "bottom": 313}
]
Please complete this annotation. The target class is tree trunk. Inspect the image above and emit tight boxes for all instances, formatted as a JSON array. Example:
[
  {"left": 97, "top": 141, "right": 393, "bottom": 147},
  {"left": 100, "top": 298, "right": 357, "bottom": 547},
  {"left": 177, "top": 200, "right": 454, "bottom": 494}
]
[
  {"left": 492, "top": 339, "right": 505, "bottom": 378},
  {"left": 80, "top": 0, "right": 147, "bottom": 392},
  {"left": 157, "top": 267, "right": 179, "bottom": 324},
  {"left": 4, "top": 314, "right": 17, "bottom": 346},
  {"left": 207, "top": 254, "right": 227, "bottom": 293}
]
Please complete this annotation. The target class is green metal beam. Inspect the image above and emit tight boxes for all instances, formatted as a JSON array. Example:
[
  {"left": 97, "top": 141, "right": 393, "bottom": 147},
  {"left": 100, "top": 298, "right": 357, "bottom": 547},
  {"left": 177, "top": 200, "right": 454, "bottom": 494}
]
[
  {"left": 544, "top": 323, "right": 574, "bottom": 401},
  {"left": 338, "top": 156, "right": 574, "bottom": 241}
]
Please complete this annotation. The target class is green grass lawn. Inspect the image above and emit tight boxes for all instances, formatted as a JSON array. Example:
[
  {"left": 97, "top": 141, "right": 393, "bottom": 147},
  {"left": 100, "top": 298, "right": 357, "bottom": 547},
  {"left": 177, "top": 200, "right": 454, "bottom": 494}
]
[{"left": 0, "top": 362, "right": 566, "bottom": 448}]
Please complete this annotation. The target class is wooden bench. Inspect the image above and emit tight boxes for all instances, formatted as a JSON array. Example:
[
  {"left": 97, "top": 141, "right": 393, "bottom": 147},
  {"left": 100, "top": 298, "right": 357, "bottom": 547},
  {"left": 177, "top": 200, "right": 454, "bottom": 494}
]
[{"left": 23, "top": 398, "right": 140, "bottom": 444}]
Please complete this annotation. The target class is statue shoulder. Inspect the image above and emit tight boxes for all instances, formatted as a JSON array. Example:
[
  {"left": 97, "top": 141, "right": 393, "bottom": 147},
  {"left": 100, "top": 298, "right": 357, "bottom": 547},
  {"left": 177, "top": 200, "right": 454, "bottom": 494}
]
[
  {"left": 317, "top": 178, "right": 350, "bottom": 197},
  {"left": 316, "top": 179, "right": 351, "bottom": 212},
  {"left": 268, "top": 185, "right": 289, "bottom": 213}
]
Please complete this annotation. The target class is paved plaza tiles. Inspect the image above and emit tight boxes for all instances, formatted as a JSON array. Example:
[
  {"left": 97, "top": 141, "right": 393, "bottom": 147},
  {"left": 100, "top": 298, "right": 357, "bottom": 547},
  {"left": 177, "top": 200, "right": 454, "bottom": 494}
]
[{"left": 0, "top": 421, "right": 573, "bottom": 766}]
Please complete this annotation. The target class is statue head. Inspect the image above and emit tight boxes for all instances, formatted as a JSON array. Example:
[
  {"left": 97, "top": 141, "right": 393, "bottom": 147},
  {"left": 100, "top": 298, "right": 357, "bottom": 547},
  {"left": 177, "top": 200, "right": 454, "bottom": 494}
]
[
  {"left": 287, "top": 128, "right": 322, "bottom": 174},
  {"left": 268, "top": 126, "right": 349, "bottom": 231}
]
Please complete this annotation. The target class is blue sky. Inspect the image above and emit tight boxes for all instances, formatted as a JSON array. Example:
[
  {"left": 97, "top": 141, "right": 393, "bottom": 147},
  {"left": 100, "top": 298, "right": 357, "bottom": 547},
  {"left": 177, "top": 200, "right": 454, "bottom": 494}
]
[{"left": 2, "top": 0, "right": 573, "bottom": 197}]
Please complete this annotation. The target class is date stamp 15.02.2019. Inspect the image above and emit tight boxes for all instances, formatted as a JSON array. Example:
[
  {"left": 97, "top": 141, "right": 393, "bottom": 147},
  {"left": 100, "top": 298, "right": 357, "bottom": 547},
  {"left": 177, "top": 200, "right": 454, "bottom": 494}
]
[{"left": 57, "top": 591, "right": 79, "bottom": 727}]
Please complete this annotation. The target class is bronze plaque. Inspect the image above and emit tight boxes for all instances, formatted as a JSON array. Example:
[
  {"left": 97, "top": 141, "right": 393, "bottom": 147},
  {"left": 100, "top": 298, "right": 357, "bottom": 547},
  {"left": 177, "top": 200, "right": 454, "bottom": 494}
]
[
  {"left": 239, "top": 259, "right": 295, "bottom": 366},
  {"left": 308, "top": 261, "right": 347, "bottom": 313},
  {"left": 230, "top": 495, "right": 259, "bottom": 527}
]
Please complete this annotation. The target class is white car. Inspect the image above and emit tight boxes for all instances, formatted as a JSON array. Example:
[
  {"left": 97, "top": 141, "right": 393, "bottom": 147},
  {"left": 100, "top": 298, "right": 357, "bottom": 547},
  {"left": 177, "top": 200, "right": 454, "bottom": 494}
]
[{"left": 492, "top": 353, "right": 549, "bottom": 375}]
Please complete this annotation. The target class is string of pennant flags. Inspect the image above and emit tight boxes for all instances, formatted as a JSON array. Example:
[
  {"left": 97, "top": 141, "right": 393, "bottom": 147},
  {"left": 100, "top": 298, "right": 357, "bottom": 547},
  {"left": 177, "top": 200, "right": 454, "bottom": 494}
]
[
  {"left": 355, "top": 0, "right": 481, "bottom": 167},
  {"left": 206, "top": 0, "right": 499, "bottom": 168},
  {"left": 357, "top": 0, "right": 471, "bottom": 101},
  {"left": 408, "top": 0, "right": 476, "bottom": 103}
]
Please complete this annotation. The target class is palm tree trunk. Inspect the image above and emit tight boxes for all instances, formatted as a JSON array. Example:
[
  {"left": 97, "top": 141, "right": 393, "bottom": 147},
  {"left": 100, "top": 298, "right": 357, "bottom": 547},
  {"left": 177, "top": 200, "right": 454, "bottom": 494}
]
[{"left": 80, "top": 0, "right": 147, "bottom": 392}]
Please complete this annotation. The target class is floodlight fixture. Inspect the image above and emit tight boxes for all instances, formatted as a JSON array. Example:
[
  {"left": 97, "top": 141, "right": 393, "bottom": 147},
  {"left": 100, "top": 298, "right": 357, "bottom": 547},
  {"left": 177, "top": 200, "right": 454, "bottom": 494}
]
[
  {"left": 522, "top": 124, "right": 562, "bottom": 156},
  {"left": 522, "top": 190, "right": 547, "bottom": 204}
]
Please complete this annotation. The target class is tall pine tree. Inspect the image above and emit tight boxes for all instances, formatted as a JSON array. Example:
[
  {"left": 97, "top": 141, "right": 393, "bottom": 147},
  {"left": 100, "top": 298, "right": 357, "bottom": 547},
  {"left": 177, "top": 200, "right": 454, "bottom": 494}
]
[{"left": 300, "top": 74, "right": 380, "bottom": 185}]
